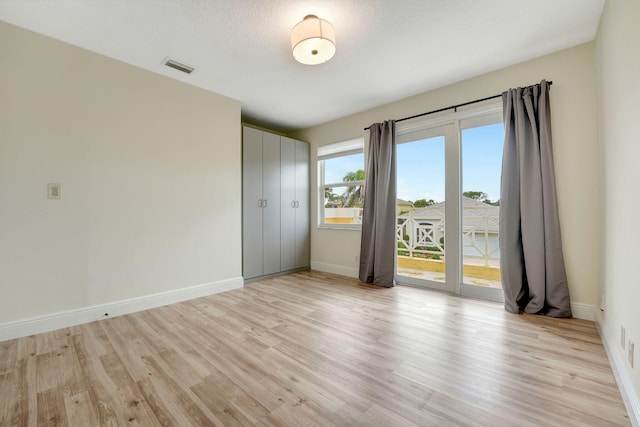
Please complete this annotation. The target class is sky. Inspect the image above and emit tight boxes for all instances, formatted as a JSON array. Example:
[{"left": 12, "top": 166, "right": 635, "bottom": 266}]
[
  {"left": 324, "top": 153, "right": 365, "bottom": 188},
  {"left": 324, "top": 122, "right": 504, "bottom": 203},
  {"left": 460, "top": 123, "right": 504, "bottom": 202}
]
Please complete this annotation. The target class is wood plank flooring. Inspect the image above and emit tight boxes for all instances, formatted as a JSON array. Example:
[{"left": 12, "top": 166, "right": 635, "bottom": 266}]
[{"left": 0, "top": 270, "right": 631, "bottom": 426}]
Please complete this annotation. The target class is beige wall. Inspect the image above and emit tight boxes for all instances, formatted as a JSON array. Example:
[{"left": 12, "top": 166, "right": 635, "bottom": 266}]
[
  {"left": 596, "top": 0, "right": 640, "bottom": 406},
  {"left": 0, "top": 21, "right": 242, "bottom": 323},
  {"left": 291, "top": 42, "right": 599, "bottom": 308}
]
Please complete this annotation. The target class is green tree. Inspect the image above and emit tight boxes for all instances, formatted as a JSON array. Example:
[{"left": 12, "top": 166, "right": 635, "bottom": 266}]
[
  {"left": 343, "top": 169, "right": 365, "bottom": 182},
  {"left": 324, "top": 188, "right": 340, "bottom": 206},
  {"left": 413, "top": 198, "right": 435, "bottom": 207},
  {"left": 463, "top": 190, "right": 500, "bottom": 206},
  {"left": 462, "top": 191, "right": 488, "bottom": 201},
  {"left": 341, "top": 169, "right": 365, "bottom": 207}
]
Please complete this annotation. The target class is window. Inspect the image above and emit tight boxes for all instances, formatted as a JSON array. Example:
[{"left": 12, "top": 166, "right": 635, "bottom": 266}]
[{"left": 318, "top": 138, "right": 365, "bottom": 228}]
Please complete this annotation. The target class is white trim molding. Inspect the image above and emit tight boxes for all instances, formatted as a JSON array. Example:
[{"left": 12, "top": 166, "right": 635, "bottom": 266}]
[
  {"left": 0, "top": 277, "right": 244, "bottom": 343},
  {"left": 570, "top": 302, "right": 597, "bottom": 321},
  {"left": 311, "top": 261, "right": 359, "bottom": 279},
  {"left": 597, "top": 321, "right": 640, "bottom": 427}
]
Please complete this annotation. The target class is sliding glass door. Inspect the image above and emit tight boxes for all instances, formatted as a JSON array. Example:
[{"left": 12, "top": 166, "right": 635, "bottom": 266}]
[
  {"left": 459, "top": 117, "right": 504, "bottom": 301},
  {"left": 396, "top": 124, "right": 457, "bottom": 293},
  {"left": 395, "top": 105, "right": 504, "bottom": 301}
]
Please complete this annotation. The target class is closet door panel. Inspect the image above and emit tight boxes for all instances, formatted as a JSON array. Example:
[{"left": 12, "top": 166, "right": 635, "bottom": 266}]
[
  {"left": 242, "top": 127, "right": 264, "bottom": 279},
  {"left": 262, "top": 132, "right": 282, "bottom": 275},
  {"left": 295, "top": 140, "right": 310, "bottom": 268},
  {"left": 280, "top": 138, "right": 297, "bottom": 271}
]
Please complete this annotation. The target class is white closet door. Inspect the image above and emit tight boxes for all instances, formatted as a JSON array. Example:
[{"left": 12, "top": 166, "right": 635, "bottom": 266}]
[
  {"left": 280, "top": 138, "right": 297, "bottom": 271},
  {"left": 262, "top": 132, "right": 282, "bottom": 275},
  {"left": 294, "top": 139, "right": 310, "bottom": 268},
  {"left": 242, "top": 127, "right": 264, "bottom": 279}
]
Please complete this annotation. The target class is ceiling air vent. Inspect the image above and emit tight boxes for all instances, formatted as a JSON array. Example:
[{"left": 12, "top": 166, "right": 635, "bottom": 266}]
[{"left": 162, "top": 57, "right": 194, "bottom": 74}]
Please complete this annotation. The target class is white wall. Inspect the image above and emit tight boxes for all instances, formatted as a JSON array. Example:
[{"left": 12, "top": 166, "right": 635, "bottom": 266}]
[
  {"left": 596, "top": 0, "right": 640, "bottom": 415},
  {"left": 291, "top": 43, "right": 599, "bottom": 310},
  {"left": 0, "top": 21, "right": 242, "bottom": 325}
]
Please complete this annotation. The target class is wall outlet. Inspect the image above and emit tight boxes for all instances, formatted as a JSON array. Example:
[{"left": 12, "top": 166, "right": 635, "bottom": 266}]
[
  {"left": 47, "top": 183, "right": 61, "bottom": 199},
  {"left": 354, "top": 255, "right": 359, "bottom": 263},
  {"left": 629, "top": 341, "right": 635, "bottom": 368},
  {"left": 621, "top": 326, "right": 626, "bottom": 350}
]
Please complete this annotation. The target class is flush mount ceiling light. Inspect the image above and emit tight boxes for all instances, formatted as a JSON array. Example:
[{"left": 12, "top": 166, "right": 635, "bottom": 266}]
[{"left": 290, "top": 14, "right": 336, "bottom": 65}]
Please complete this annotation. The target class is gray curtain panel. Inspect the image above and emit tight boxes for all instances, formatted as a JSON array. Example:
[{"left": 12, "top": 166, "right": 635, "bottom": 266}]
[
  {"left": 500, "top": 80, "right": 572, "bottom": 317},
  {"left": 359, "top": 120, "right": 397, "bottom": 287}
]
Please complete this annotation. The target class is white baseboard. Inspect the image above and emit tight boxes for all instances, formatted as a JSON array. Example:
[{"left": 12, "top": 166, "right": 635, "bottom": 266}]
[
  {"left": 571, "top": 302, "right": 596, "bottom": 321},
  {"left": 597, "top": 320, "right": 640, "bottom": 427},
  {"left": 311, "top": 261, "right": 359, "bottom": 278},
  {"left": 0, "top": 277, "right": 244, "bottom": 343}
]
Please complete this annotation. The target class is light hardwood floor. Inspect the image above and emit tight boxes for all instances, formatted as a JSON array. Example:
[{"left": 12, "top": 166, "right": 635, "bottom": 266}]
[{"left": 0, "top": 271, "right": 630, "bottom": 426}]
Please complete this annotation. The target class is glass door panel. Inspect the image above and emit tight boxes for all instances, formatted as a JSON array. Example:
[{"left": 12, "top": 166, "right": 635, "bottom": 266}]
[
  {"left": 395, "top": 125, "right": 455, "bottom": 292},
  {"left": 460, "top": 121, "right": 504, "bottom": 301}
]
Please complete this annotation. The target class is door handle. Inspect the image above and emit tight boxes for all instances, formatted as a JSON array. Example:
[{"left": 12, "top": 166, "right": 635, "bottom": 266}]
[{"left": 264, "top": 199, "right": 268, "bottom": 208}]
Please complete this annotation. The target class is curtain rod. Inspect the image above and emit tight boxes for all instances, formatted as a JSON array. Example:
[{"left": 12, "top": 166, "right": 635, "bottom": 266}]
[{"left": 363, "top": 80, "right": 553, "bottom": 131}]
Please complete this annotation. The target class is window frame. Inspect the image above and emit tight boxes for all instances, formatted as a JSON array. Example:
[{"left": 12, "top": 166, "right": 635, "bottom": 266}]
[{"left": 318, "top": 137, "right": 365, "bottom": 230}]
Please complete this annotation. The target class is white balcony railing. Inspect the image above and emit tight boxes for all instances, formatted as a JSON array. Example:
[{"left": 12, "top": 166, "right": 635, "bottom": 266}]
[{"left": 397, "top": 205, "right": 500, "bottom": 268}]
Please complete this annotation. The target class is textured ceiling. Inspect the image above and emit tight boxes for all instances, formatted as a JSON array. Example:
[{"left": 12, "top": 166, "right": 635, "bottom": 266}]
[{"left": 0, "top": 0, "right": 605, "bottom": 133}]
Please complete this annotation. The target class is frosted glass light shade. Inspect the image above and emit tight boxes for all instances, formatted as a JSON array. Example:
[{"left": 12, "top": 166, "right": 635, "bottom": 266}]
[{"left": 291, "top": 15, "right": 336, "bottom": 65}]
